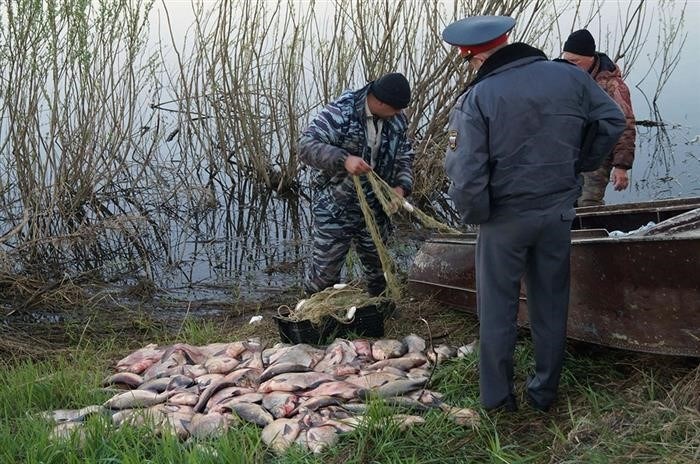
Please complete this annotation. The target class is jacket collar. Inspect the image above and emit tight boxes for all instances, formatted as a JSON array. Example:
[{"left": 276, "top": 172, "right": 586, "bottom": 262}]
[
  {"left": 590, "top": 52, "right": 618, "bottom": 77},
  {"left": 468, "top": 42, "right": 547, "bottom": 88}
]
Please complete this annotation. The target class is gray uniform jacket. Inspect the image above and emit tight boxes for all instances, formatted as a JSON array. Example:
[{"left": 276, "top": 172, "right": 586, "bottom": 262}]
[{"left": 445, "top": 43, "right": 626, "bottom": 224}]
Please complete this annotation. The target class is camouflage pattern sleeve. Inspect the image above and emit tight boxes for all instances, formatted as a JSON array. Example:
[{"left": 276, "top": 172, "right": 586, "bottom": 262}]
[
  {"left": 580, "top": 78, "right": 626, "bottom": 173},
  {"left": 603, "top": 76, "right": 636, "bottom": 169},
  {"left": 392, "top": 135, "right": 415, "bottom": 196},
  {"left": 298, "top": 100, "right": 350, "bottom": 173}
]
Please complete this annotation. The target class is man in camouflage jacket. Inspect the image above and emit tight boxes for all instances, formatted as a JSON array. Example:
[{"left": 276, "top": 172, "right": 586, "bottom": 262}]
[
  {"left": 298, "top": 73, "right": 414, "bottom": 296},
  {"left": 563, "top": 29, "right": 637, "bottom": 206}
]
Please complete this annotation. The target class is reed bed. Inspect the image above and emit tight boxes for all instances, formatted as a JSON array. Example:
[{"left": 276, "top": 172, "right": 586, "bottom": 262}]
[{"left": 0, "top": 0, "right": 687, "bottom": 302}]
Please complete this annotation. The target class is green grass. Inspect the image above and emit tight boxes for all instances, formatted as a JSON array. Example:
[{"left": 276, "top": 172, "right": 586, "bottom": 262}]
[{"left": 1, "top": 314, "right": 698, "bottom": 464}]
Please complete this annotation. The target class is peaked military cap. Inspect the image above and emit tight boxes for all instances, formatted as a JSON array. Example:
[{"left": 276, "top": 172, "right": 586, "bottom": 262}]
[{"left": 442, "top": 15, "right": 516, "bottom": 51}]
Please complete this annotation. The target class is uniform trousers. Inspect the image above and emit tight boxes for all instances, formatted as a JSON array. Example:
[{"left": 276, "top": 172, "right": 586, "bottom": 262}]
[{"left": 476, "top": 209, "right": 573, "bottom": 409}]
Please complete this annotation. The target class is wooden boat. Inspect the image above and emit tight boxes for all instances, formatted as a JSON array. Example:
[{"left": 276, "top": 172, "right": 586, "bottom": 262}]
[{"left": 408, "top": 197, "right": 700, "bottom": 357}]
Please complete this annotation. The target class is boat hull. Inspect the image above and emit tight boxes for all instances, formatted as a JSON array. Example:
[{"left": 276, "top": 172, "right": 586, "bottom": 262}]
[{"left": 408, "top": 198, "right": 700, "bottom": 357}]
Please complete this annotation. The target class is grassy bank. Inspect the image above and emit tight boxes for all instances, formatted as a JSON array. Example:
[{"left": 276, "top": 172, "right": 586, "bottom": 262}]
[{"left": 1, "top": 299, "right": 697, "bottom": 463}]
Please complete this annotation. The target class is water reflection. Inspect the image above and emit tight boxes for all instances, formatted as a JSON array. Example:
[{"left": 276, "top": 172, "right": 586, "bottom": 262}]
[{"left": 0, "top": 0, "right": 697, "bottom": 303}]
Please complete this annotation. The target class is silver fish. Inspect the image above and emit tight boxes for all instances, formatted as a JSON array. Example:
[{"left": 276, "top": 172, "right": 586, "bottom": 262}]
[
  {"left": 259, "top": 362, "right": 313, "bottom": 383},
  {"left": 340, "top": 402, "right": 369, "bottom": 414},
  {"left": 200, "top": 342, "right": 233, "bottom": 358},
  {"left": 408, "top": 389, "right": 445, "bottom": 407},
  {"left": 160, "top": 343, "right": 208, "bottom": 366},
  {"left": 225, "top": 367, "right": 263, "bottom": 389},
  {"left": 262, "top": 392, "right": 299, "bottom": 419},
  {"left": 138, "top": 377, "right": 172, "bottom": 393},
  {"left": 204, "top": 356, "right": 239, "bottom": 375},
  {"left": 388, "top": 414, "right": 426, "bottom": 431},
  {"left": 159, "top": 410, "right": 194, "bottom": 440},
  {"left": 267, "top": 344, "right": 323, "bottom": 368},
  {"left": 407, "top": 367, "right": 432, "bottom": 380},
  {"left": 358, "top": 378, "right": 427, "bottom": 400},
  {"left": 402, "top": 334, "right": 427, "bottom": 353},
  {"left": 427, "top": 344, "right": 458, "bottom": 365},
  {"left": 224, "top": 341, "right": 248, "bottom": 359},
  {"left": 182, "top": 364, "right": 208, "bottom": 379},
  {"left": 345, "top": 372, "right": 403, "bottom": 389},
  {"left": 371, "top": 339, "right": 407, "bottom": 360},
  {"left": 168, "top": 391, "right": 199, "bottom": 406},
  {"left": 206, "top": 386, "right": 255, "bottom": 413},
  {"left": 225, "top": 402, "right": 274, "bottom": 427},
  {"left": 223, "top": 392, "right": 264, "bottom": 404},
  {"left": 440, "top": 405, "right": 480, "bottom": 427},
  {"left": 166, "top": 374, "right": 195, "bottom": 391},
  {"left": 382, "top": 396, "right": 431, "bottom": 413},
  {"left": 291, "top": 395, "right": 342, "bottom": 415},
  {"left": 365, "top": 354, "right": 427, "bottom": 372},
  {"left": 111, "top": 405, "right": 166, "bottom": 427},
  {"left": 324, "top": 415, "right": 363, "bottom": 432},
  {"left": 39, "top": 404, "right": 106, "bottom": 424},
  {"left": 195, "top": 373, "right": 224, "bottom": 388},
  {"left": 261, "top": 418, "right": 302, "bottom": 454},
  {"left": 262, "top": 343, "right": 292, "bottom": 364},
  {"left": 104, "top": 390, "right": 174, "bottom": 410},
  {"left": 193, "top": 378, "right": 238, "bottom": 413},
  {"left": 49, "top": 421, "right": 85, "bottom": 442},
  {"left": 258, "top": 372, "right": 335, "bottom": 393},
  {"left": 378, "top": 366, "right": 410, "bottom": 378},
  {"left": 351, "top": 339, "right": 373, "bottom": 358},
  {"left": 306, "top": 425, "right": 339, "bottom": 454},
  {"left": 101, "top": 372, "right": 143, "bottom": 389},
  {"left": 302, "top": 381, "right": 359, "bottom": 400},
  {"left": 115, "top": 343, "right": 163, "bottom": 374},
  {"left": 186, "top": 412, "right": 229, "bottom": 439}
]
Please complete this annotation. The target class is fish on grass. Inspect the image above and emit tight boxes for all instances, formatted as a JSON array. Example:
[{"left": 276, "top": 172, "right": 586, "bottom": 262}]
[{"left": 43, "top": 333, "right": 479, "bottom": 454}]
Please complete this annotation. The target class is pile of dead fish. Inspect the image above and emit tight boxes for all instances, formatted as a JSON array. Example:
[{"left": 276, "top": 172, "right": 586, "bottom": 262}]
[{"left": 41, "top": 335, "right": 478, "bottom": 454}]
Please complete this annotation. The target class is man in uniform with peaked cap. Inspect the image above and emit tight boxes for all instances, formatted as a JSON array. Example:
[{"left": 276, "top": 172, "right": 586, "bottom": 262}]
[{"left": 442, "top": 16, "right": 625, "bottom": 412}]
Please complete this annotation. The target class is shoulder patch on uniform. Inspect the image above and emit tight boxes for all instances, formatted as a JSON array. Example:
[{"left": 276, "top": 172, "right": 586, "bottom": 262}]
[{"left": 448, "top": 130, "right": 458, "bottom": 150}]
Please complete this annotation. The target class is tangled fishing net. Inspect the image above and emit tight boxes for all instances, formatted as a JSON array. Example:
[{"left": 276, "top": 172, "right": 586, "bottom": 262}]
[
  {"left": 280, "top": 171, "right": 460, "bottom": 326},
  {"left": 351, "top": 171, "right": 460, "bottom": 301},
  {"left": 278, "top": 282, "right": 387, "bottom": 325}
]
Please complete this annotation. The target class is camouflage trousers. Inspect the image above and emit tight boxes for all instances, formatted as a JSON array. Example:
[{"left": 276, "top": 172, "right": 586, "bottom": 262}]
[
  {"left": 304, "top": 202, "right": 390, "bottom": 297},
  {"left": 578, "top": 157, "right": 613, "bottom": 207}
]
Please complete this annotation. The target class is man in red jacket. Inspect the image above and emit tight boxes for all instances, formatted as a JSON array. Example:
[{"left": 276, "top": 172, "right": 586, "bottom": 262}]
[{"left": 562, "top": 29, "right": 637, "bottom": 206}]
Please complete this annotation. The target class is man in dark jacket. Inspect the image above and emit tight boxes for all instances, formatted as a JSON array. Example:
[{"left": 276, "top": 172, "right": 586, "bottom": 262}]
[
  {"left": 442, "top": 16, "right": 625, "bottom": 412},
  {"left": 562, "top": 29, "right": 637, "bottom": 206},
  {"left": 298, "top": 73, "right": 414, "bottom": 296}
]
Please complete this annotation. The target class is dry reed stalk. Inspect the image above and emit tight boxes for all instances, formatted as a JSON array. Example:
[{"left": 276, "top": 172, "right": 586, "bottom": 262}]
[{"left": 0, "top": 0, "right": 686, "bottom": 296}]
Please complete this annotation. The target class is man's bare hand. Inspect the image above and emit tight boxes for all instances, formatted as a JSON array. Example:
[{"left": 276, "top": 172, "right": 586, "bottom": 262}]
[
  {"left": 344, "top": 155, "right": 371, "bottom": 175},
  {"left": 386, "top": 186, "right": 406, "bottom": 215},
  {"left": 611, "top": 167, "right": 629, "bottom": 191}
]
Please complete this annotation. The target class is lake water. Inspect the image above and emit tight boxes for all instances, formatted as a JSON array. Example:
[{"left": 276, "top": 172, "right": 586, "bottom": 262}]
[
  {"left": 2, "top": 1, "right": 698, "bottom": 300},
  {"left": 118, "top": 1, "right": 700, "bottom": 295}
]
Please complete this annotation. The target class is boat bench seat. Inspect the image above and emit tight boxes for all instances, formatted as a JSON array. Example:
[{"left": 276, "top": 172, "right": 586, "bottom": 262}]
[{"left": 571, "top": 228, "right": 609, "bottom": 239}]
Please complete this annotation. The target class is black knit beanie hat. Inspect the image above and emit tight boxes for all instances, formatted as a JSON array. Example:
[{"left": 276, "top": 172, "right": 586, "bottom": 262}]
[
  {"left": 370, "top": 72, "right": 411, "bottom": 109},
  {"left": 563, "top": 29, "right": 596, "bottom": 57}
]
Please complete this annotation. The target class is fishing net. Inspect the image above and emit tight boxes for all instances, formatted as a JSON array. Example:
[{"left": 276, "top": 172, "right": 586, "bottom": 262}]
[
  {"left": 352, "top": 171, "right": 461, "bottom": 301},
  {"left": 282, "top": 171, "right": 460, "bottom": 325},
  {"left": 278, "top": 282, "right": 386, "bottom": 325},
  {"left": 364, "top": 171, "right": 461, "bottom": 235}
]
